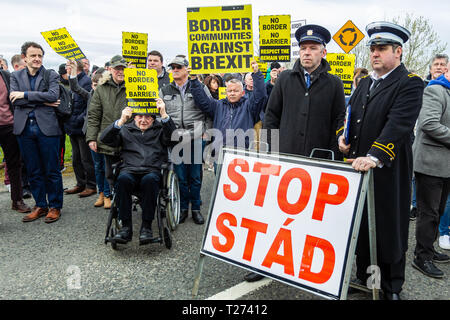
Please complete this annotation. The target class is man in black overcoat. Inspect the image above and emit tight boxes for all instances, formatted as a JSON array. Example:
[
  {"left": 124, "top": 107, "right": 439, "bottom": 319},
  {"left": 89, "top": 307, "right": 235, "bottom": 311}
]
[
  {"left": 339, "top": 22, "right": 424, "bottom": 300},
  {"left": 244, "top": 24, "right": 345, "bottom": 283}
]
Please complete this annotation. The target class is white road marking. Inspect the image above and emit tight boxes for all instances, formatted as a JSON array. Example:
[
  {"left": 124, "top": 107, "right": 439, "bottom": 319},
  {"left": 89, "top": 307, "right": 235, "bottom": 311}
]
[{"left": 206, "top": 278, "right": 273, "bottom": 300}]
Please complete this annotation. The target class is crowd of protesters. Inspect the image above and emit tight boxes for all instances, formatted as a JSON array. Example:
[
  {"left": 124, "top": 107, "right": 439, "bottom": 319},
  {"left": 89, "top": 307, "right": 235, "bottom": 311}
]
[{"left": 0, "top": 19, "right": 449, "bottom": 300}]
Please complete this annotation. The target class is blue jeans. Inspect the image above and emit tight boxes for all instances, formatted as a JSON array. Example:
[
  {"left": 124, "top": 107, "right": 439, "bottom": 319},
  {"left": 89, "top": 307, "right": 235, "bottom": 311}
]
[
  {"left": 173, "top": 139, "right": 203, "bottom": 211},
  {"left": 411, "top": 176, "right": 417, "bottom": 208},
  {"left": 90, "top": 150, "right": 110, "bottom": 197},
  {"left": 439, "top": 195, "right": 450, "bottom": 236},
  {"left": 16, "top": 119, "right": 63, "bottom": 209}
]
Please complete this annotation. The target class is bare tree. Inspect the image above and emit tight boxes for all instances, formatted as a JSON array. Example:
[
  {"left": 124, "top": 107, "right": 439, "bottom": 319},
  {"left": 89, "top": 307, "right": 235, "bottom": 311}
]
[
  {"left": 392, "top": 13, "right": 447, "bottom": 76},
  {"left": 352, "top": 13, "right": 447, "bottom": 77}
]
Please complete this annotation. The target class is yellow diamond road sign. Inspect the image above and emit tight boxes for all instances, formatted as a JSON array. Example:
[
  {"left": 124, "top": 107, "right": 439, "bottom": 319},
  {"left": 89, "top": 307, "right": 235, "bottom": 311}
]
[{"left": 332, "top": 20, "right": 364, "bottom": 54}]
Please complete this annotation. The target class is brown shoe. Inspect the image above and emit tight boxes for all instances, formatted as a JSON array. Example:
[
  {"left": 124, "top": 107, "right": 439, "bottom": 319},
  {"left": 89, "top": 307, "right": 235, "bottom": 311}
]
[
  {"left": 65, "top": 186, "right": 84, "bottom": 194},
  {"left": 22, "top": 207, "right": 48, "bottom": 222},
  {"left": 44, "top": 208, "right": 61, "bottom": 223},
  {"left": 79, "top": 188, "right": 97, "bottom": 198},
  {"left": 12, "top": 200, "right": 32, "bottom": 213},
  {"left": 94, "top": 192, "right": 105, "bottom": 207},
  {"left": 104, "top": 197, "right": 111, "bottom": 209}
]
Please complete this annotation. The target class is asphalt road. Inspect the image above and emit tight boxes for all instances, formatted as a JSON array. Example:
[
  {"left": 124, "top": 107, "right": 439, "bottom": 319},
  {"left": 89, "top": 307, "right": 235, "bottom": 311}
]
[{"left": 0, "top": 167, "right": 448, "bottom": 302}]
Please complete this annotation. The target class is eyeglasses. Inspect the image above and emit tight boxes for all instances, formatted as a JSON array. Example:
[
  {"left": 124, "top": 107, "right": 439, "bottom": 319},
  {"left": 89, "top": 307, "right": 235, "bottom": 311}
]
[{"left": 171, "top": 65, "right": 184, "bottom": 70}]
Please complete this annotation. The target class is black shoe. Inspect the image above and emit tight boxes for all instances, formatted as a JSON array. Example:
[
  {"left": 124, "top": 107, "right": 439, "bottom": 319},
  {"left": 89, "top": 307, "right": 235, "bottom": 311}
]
[
  {"left": 412, "top": 258, "right": 444, "bottom": 278},
  {"left": 112, "top": 226, "right": 132, "bottom": 244},
  {"left": 22, "top": 188, "right": 32, "bottom": 199},
  {"left": 244, "top": 272, "right": 265, "bottom": 282},
  {"left": 409, "top": 207, "right": 417, "bottom": 221},
  {"left": 192, "top": 210, "right": 204, "bottom": 225},
  {"left": 139, "top": 227, "right": 155, "bottom": 245},
  {"left": 433, "top": 251, "right": 450, "bottom": 264},
  {"left": 347, "top": 278, "right": 367, "bottom": 294},
  {"left": 179, "top": 209, "right": 188, "bottom": 224},
  {"left": 382, "top": 292, "right": 401, "bottom": 300}
]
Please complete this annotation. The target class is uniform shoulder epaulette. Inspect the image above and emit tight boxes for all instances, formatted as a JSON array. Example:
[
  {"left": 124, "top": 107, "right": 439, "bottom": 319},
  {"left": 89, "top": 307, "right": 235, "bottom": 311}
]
[
  {"left": 361, "top": 75, "right": 370, "bottom": 79},
  {"left": 408, "top": 73, "right": 421, "bottom": 78}
]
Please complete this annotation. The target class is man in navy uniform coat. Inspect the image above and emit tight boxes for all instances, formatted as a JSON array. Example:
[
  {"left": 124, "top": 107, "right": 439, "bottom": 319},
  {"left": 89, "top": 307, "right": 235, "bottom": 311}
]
[{"left": 339, "top": 22, "right": 424, "bottom": 300}]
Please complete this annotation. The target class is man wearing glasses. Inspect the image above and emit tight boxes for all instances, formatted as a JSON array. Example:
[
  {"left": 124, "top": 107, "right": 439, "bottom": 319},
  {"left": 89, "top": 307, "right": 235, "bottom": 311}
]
[{"left": 160, "top": 56, "right": 211, "bottom": 225}]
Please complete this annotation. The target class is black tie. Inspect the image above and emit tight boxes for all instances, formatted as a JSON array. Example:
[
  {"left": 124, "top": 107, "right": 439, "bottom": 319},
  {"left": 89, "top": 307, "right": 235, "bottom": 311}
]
[{"left": 369, "top": 78, "right": 383, "bottom": 97}]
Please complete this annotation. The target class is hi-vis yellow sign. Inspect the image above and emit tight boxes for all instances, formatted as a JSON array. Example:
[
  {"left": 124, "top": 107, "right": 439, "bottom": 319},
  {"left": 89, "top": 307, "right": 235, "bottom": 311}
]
[
  {"left": 122, "top": 32, "right": 148, "bottom": 68},
  {"left": 259, "top": 15, "right": 291, "bottom": 62},
  {"left": 124, "top": 68, "right": 159, "bottom": 115},
  {"left": 327, "top": 53, "right": 355, "bottom": 95},
  {"left": 41, "top": 27, "right": 86, "bottom": 60},
  {"left": 332, "top": 20, "right": 364, "bottom": 54},
  {"left": 187, "top": 5, "right": 253, "bottom": 74},
  {"left": 254, "top": 56, "right": 269, "bottom": 78},
  {"left": 219, "top": 87, "right": 227, "bottom": 100}
]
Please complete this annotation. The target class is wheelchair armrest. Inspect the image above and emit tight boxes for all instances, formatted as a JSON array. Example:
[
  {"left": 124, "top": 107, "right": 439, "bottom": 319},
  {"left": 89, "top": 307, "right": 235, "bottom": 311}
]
[{"left": 112, "top": 160, "right": 123, "bottom": 178}]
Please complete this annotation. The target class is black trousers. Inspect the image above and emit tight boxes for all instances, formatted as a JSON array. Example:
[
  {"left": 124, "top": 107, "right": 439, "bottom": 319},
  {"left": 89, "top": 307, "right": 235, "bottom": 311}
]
[
  {"left": 356, "top": 253, "right": 406, "bottom": 294},
  {"left": 69, "top": 134, "right": 96, "bottom": 189},
  {"left": 116, "top": 171, "right": 161, "bottom": 229},
  {"left": 0, "top": 125, "right": 23, "bottom": 202},
  {"left": 414, "top": 172, "right": 450, "bottom": 261}
]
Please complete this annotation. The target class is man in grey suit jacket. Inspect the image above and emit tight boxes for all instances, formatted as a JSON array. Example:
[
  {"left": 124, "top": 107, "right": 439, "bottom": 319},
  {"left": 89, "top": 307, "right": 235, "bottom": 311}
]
[
  {"left": 9, "top": 41, "right": 64, "bottom": 223},
  {"left": 412, "top": 61, "right": 450, "bottom": 278}
]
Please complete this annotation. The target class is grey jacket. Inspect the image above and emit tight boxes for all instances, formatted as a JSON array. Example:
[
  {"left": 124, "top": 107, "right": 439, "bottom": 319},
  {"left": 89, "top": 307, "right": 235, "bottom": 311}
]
[
  {"left": 160, "top": 80, "right": 212, "bottom": 139},
  {"left": 10, "top": 66, "right": 61, "bottom": 136},
  {"left": 413, "top": 84, "right": 450, "bottom": 177}
]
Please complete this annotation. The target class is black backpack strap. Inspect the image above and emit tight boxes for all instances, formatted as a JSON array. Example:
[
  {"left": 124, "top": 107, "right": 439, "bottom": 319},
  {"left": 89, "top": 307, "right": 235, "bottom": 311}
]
[{"left": 43, "top": 69, "right": 50, "bottom": 91}]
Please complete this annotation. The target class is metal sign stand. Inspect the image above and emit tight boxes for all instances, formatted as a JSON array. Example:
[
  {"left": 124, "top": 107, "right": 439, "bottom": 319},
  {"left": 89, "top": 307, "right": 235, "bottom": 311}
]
[
  {"left": 191, "top": 149, "right": 379, "bottom": 301},
  {"left": 341, "top": 169, "right": 379, "bottom": 300}
]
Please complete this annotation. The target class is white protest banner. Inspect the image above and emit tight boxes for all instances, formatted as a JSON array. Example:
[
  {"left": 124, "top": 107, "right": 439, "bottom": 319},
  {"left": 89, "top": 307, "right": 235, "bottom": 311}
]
[
  {"left": 290, "top": 19, "right": 306, "bottom": 62},
  {"left": 201, "top": 148, "right": 365, "bottom": 299}
]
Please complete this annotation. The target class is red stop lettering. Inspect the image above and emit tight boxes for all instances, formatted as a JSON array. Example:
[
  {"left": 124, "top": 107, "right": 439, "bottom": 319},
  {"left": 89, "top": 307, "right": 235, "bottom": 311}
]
[
  {"left": 253, "top": 162, "right": 281, "bottom": 207},
  {"left": 241, "top": 218, "right": 268, "bottom": 261},
  {"left": 212, "top": 212, "right": 237, "bottom": 253},
  {"left": 261, "top": 228, "right": 294, "bottom": 276},
  {"left": 298, "top": 235, "right": 335, "bottom": 284},
  {"left": 223, "top": 158, "right": 249, "bottom": 201},
  {"left": 277, "top": 168, "right": 312, "bottom": 215},
  {"left": 312, "top": 173, "right": 349, "bottom": 221}
]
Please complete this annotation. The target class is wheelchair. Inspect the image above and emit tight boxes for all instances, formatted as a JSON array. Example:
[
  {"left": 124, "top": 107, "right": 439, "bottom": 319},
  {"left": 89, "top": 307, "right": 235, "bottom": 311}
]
[{"left": 104, "top": 160, "right": 180, "bottom": 250}]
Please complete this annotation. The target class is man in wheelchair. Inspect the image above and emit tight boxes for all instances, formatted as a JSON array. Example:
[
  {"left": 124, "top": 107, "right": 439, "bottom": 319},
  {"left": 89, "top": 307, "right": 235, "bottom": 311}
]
[{"left": 100, "top": 98, "right": 176, "bottom": 245}]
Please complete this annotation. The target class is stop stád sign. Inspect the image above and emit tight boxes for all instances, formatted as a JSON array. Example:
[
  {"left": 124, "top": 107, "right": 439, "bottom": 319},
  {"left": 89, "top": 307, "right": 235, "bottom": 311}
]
[{"left": 200, "top": 148, "right": 366, "bottom": 300}]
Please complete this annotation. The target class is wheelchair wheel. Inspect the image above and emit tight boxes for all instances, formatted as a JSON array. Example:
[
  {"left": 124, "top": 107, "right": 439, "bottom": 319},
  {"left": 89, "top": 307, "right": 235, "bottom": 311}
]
[
  {"left": 163, "top": 226, "right": 172, "bottom": 249},
  {"left": 165, "top": 170, "right": 180, "bottom": 231},
  {"left": 106, "top": 200, "right": 120, "bottom": 250}
]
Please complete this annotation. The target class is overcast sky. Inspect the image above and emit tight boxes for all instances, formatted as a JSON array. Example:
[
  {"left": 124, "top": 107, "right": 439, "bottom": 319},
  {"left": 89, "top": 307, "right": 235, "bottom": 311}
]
[{"left": 1, "top": 0, "right": 448, "bottom": 71}]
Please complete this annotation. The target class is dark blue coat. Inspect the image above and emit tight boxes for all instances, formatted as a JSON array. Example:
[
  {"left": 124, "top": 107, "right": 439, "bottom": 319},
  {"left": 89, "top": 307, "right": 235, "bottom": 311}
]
[
  {"left": 189, "top": 71, "right": 267, "bottom": 149},
  {"left": 64, "top": 72, "right": 92, "bottom": 136}
]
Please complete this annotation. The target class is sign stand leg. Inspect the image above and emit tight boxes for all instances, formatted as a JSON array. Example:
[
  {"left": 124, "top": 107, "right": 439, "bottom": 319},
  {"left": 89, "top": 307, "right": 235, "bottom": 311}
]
[
  {"left": 366, "top": 170, "right": 380, "bottom": 300},
  {"left": 346, "top": 169, "right": 379, "bottom": 300},
  {"left": 192, "top": 253, "right": 206, "bottom": 298}
]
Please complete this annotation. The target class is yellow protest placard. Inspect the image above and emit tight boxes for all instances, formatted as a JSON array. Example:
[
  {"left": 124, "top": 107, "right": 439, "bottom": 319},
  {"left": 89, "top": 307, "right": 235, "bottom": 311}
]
[
  {"left": 124, "top": 68, "right": 159, "bottom": 114},
  {"left": 41, "top": 27, "right": 86, "bottom": 60},
  {"left": 187, "top": 5, "right": 253, "bottom": 74},
  {"left": 219, "top": 87, "right": 227, "bottom": 100},
  {"left": 259, "top": 15, "right": 291, "bottom": 62},
  {"left": 122, "top": 32, "right": 148, "bottom": 68},
  {"left": 254, "top": 56, "right": 268, "bottom": 78},
  {"left": 326, "top": 53, "right": 355, "bottom": 95}
]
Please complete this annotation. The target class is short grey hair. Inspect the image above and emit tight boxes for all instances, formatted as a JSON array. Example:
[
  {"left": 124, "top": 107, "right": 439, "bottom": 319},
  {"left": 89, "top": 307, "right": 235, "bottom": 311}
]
[
  {"left": 226, "top": 78, "right": 244, "bottom": 91},
  {"left": 430, "top": 54, "right": 449, "bottom": 69}
]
